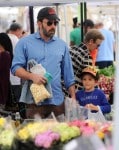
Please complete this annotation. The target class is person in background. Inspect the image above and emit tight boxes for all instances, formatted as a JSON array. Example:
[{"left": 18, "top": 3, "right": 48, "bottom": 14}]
[
  {"left": 11, "top": 7, "right": 76, "bottom": 119},
  {"left": 76, "top": 66, "right": 111, "bottom": 114},
  {"left": 0, "top": 33, "right": 13, "bottom": 109},
  {"left": 83, "top": 19, "right": 94, "bottom": 34},
  {"left": 7, "top": 22, "right": 23, "bottom": 103},
  {"left": 69, "top": 29, "right": 104, "bottom": 91},
  {"left": 83, "top": 19, "right": 97, "bottom": 65},
  {"left": 95, "top": 22, "right": 115, "bottom": 69},
  {"left": 70, "top": 17, "right": 81, "bottom": 46},
  {"left": 8, "top": 22, "right": 23, "bottom": 40}
]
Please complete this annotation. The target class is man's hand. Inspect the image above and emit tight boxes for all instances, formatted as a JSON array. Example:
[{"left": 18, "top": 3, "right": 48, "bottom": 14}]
[{"left": 31, "top": 73, "right": 47, "bottom": 85}]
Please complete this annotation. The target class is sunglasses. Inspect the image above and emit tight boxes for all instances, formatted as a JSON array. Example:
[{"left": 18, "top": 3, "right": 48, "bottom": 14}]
[
  {"left": 97, "top": 44, "right": 100, "bottom": 48},
  {"left": 44, "top": 20, "right": 59, "bottom": 26}
]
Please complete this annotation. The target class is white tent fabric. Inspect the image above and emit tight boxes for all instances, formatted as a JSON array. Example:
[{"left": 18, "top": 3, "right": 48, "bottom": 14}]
[{"left": 0, "top": 0, "right": 119, "bottom": 6}]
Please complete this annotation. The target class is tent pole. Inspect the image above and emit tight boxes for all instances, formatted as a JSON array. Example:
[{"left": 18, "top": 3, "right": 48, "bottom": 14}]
[{"left": 29, "top": 6, "right": 34, "bottom": 33}]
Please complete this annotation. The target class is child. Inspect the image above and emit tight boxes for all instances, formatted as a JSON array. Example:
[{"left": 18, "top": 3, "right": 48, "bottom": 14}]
[{"left": 76, "top": 66, "right": 111, "bottom": 114}]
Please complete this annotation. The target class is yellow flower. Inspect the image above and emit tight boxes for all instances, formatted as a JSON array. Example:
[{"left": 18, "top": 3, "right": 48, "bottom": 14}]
[
  {"left": 0, "top": 117, "right": 6, "bottom": 128},
  {"left": 17, "top": 127, "right": 30, "bottom": 141},
  {"left": 96, "top": 131, "right": 105, "bottom": 139}
]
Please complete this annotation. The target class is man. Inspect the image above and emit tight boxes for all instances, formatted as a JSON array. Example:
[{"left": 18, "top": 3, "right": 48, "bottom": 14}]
[
  {"left": 11, "top": 7, "right": 75, "bottom": 118},
  {"left": 7, "top": 23, "right": 23, "bottom": 107},
  {"left": 70, "top": 17, "right": 81, "bottom": 46},
  {"left": 83, "top": 19, "right": 94, "bottom": 34},
  {"left": 8, "top": 22, "right": 23, "bottom": 49},
  {"left": 95, "top": 22, "right": 115, "bottom": 69},
  {"left": 70, "top": 29, "right": 104, "bottom": 91}
]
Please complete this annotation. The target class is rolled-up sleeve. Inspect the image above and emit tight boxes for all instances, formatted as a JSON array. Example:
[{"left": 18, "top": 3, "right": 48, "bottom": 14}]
[
  {"left": 61, "top": 45, "right": 75, "bottom": 89},
  {"left": 11, "top": 39, "right": 27, "bottom": 75}
]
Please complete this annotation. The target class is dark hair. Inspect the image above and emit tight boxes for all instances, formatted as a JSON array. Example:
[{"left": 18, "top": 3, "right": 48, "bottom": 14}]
[
  {"left": 0, "top": 32, "right": 13, "bottom": 63},
  {"left": 73, "top": 17, "right": 78, "bottom": 28},
  {"left": 9, "top": 23, "right": 22, "bottom": 31},
  {"left": 83, "top": 19, "right": 94, "bottom": 28}
]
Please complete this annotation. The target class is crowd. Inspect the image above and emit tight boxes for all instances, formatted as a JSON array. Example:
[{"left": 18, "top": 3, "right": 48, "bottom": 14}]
[{"left": 0, "top": 7, "right": 114, "bottom": 119}]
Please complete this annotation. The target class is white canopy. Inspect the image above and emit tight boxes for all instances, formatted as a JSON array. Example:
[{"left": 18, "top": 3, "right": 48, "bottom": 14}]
[{"left": 0, "top": 0, "right": 119, "bottom": 6}]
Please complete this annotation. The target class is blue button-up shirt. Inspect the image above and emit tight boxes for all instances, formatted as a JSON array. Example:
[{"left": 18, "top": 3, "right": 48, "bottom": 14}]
[{"left": 11, "top": 32, "right": 75, "bottom": 105}]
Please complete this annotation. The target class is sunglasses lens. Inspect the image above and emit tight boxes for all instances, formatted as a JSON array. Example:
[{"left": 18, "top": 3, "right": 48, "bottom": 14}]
[
  {"left": 54, "top": 21, "right": 58, "bottom": 26},
  {"left": 47, "top": 21, "right": 52, "bottom": 26},
  {"left": 97, "top": 44, "right": 100, "bottom": 47},
  {"left": 47, "top": 21, "right": 59, "bottom": 26}
]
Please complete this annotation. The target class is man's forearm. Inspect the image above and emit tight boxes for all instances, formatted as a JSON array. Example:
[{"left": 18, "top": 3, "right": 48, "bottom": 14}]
[{"left": 15, "top": 67, "right": 33, "bottom": 81}]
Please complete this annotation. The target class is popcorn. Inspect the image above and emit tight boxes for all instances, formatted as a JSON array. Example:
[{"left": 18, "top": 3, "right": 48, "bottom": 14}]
[{"left": 30, "top": 83, "right": 51, "bottom": 104}]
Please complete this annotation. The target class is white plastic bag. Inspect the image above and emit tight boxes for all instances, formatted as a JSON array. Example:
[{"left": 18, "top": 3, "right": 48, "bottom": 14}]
[
  {"left": 65, "top": 97, "right": 77, "bottom": 121},
  {"left": 88, "top": 107, "right": 106, "bottom": 123},
  {"left": 65, "top": 97, "right": 89, "bottom": 121},
  {"left": 30, "top": 64, "right": 46, "bottom": 75}
]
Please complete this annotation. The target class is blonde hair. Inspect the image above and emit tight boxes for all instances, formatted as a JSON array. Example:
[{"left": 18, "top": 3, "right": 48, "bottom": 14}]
[{"left": 84, "top": 29, "right": 104, "bottom": 43}]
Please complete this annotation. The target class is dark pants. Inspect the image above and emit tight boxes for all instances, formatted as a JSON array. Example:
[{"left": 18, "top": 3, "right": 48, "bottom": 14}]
[
  {"left": 26, "top": 102, "right": 65, "bottom": 119},
  {"left": 95, "top": 61, "right": 113, "bottom": 69},
  {"left": 11, "top": 85, "right": 22, "bottom": 102}
]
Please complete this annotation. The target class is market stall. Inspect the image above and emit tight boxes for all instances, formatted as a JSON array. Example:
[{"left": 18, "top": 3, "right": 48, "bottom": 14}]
[
  {"left": 0, "top": 1, "right": 119, "bottom": 150},
  {"left": 0, "top": 115, "right": 113, "bottom": 150}
]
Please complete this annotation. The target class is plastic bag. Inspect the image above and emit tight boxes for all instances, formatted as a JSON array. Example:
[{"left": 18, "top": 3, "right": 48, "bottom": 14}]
[
  {"left": 30, "top": 83, "right": 51, "bottom": 104},
  {"left": 65, "top": 97, "right": 78, "bottom": 121},
  {"left": 30, "top": 64, "right": 52, "bottom": 104},
  {"left": 30, "top": 64, "right": 46, "bottom": 76},
  {"left": 63, "top": 134, "right": 106, "bottom": 150},
  {"left": 88, "top": 107, "right": 106, "bottom": 123},
  {"left": 77, "top": 106, "right": 88, "bottom": 120},
  {"left": 65, "top": 97, "right": 88, "bottom": 121}
]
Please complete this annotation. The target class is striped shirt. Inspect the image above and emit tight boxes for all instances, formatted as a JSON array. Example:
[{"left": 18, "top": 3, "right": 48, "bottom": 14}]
[
  {"left": 70, "top": 43, "right": 93, "bottom": 90},
  {"left": 62, "top": 42, "right": 93, "bottom": 96},
  {"left": 70, "top": 43, "right": 92, "bottom": 90}
]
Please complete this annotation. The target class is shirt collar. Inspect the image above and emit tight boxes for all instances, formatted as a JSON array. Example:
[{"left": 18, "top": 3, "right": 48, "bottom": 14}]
[{"left": 35, "top": 32, "right": 56, "bottom": 41}]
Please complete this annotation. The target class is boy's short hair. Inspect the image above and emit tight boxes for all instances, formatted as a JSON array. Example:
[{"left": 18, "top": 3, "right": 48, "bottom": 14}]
[{"left": 81, "top": 66, "right": 99, "bottom": 80}]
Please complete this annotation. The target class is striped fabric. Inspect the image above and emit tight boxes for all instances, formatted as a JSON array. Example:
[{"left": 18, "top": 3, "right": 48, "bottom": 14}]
[
  {"left": 70, "top": 43, "right": 93, "bottom": 91},
  {"left": 62, "top": 42, "right": 93, "bottom": 96}
]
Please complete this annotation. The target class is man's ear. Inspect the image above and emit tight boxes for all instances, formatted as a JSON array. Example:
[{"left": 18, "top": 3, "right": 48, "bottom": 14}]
[{"left": 37, "top": 20, "right": 42, "bottom": 26}]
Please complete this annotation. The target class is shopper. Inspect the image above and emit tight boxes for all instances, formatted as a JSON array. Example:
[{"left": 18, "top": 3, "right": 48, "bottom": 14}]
[
  {"left": 0, "top": 33, "right": 13, "bottom": 109},
  {"left": 83, "top": 19, "right": 97, "bottom": 65},
  {"left": 83, "top": 19, "right": 94, "bottom": 34},
  {"left": 95, "top": 22, "right": 115, "bottom": 69},
  {"left": 8, "top": 22, "right": 23, "bottom": 103},
  {"left": 70, "top": 17, "right": 81, "bottom": 46},
  {"left": 76, "top": 66, "right": 111, "bottom": 114},
  {"left": 69, "top": 29, "right": 104, "bottom": 91},
  {"left": 11, "top": 7, "right": 76, "bottom": 119},
  {"left": 8, "top": 22, "right": 23, "bottom": 40}
]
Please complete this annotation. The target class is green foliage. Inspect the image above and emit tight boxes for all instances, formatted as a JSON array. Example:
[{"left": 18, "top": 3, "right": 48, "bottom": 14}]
[{"left": 98, "top": 65, "right": 115, "bottom": 77}]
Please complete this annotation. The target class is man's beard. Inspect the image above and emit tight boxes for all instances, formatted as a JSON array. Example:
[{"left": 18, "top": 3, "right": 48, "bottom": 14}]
[{"left": 42, "top": 25, "right": 55, "bottom": 38}]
